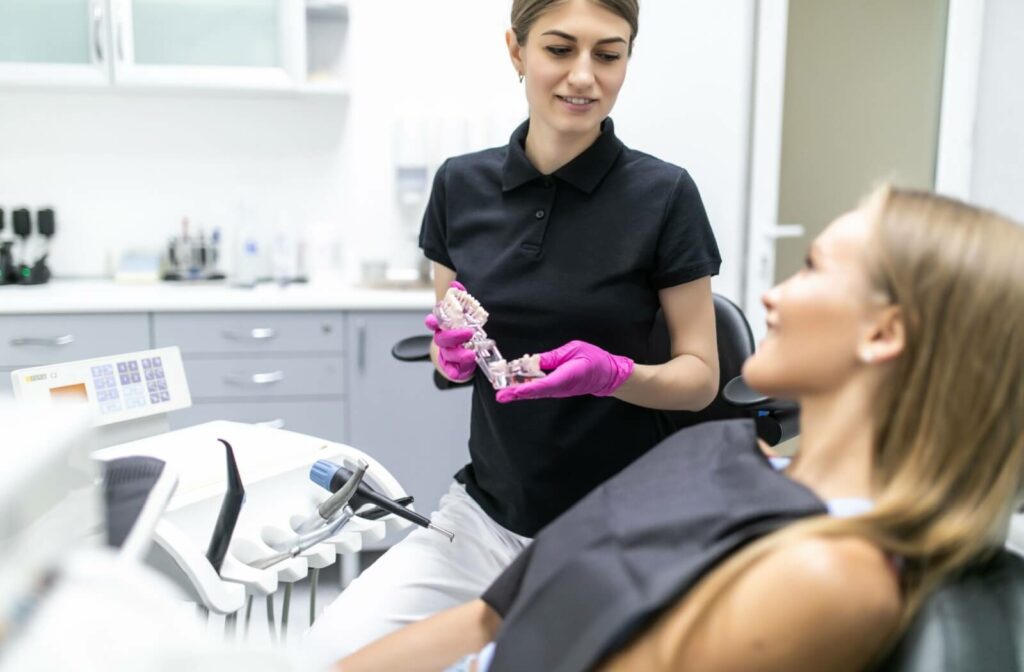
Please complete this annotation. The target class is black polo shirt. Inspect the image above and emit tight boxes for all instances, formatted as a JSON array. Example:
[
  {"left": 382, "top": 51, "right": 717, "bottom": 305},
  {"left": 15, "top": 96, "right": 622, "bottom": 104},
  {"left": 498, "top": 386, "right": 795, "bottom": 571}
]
[{"left": 419, "top": 118, "right": 721, "bottom": 536}]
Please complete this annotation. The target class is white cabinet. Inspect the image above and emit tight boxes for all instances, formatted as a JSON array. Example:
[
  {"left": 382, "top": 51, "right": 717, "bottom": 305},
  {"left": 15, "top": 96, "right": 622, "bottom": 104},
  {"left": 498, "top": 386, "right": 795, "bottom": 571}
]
[
  {"left": 0, "top": 0, "right": 110, "bottom": 86},
  {"left": 0, "top": 0, "right": 349, "bottom": 95},
  {"left": 155, "top": 311, "right": 348, "bottom": 441},
  {"left": 108, "top": 0, "right": 298, "bottom": 92}
]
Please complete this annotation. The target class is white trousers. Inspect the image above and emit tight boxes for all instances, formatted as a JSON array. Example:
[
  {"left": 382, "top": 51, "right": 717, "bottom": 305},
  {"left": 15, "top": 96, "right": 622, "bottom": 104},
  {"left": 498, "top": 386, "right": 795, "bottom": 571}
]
[{"left": 301, "top": 483, "right": 531, "bottom": 668}]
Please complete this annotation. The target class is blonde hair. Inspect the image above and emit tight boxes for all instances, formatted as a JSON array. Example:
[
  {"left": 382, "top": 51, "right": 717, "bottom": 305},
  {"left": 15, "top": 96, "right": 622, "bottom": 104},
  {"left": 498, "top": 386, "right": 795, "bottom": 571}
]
[{"left": 680, "top": 186, "right": 1024, "bottom": 657}]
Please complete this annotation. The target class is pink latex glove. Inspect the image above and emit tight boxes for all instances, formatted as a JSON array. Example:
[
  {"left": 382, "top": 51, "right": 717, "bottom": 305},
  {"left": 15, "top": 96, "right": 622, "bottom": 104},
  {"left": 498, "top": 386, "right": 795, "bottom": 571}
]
[
  {"left": 425, "top": 280, "right": 477, "bottom": 382},
  {"left": 495, "top": 340, "right": 634, "bottom": 402}
]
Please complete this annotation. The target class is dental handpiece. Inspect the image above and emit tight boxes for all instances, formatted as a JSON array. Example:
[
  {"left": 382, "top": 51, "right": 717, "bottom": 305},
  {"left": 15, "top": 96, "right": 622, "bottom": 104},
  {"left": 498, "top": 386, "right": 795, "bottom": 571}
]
[
  {"left": 293, "top": 459, "right": 368, "bottom": 535},
  {"left": 310, "top": 459, "right": 455, "bottom": 542},
  {"left": 251, "top": 508, "right": 354, "bottom": 570}
]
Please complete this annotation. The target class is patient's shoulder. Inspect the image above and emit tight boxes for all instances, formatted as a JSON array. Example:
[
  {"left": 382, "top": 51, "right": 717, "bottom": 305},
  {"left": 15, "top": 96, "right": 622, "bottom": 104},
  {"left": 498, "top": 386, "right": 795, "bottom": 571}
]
[
  {"left": 672, "top": 535, "right": 901, "bottom": 672},
  {"left": 761, "top": 536, "right": 901, "bottom": 619}
]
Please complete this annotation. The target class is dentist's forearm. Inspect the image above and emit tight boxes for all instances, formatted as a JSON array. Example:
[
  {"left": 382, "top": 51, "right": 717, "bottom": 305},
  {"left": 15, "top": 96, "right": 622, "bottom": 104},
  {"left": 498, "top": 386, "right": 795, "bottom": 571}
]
[
  {"left": 612, "top": 353, "right": 719, "bottom": 411},
  {"left": 337, "top": 599, "right": 501, "bottom": 672}
]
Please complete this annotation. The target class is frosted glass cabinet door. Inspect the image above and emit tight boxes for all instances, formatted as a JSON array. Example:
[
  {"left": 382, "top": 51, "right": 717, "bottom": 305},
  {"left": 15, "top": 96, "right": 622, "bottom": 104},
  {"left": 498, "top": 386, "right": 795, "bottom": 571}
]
[
  {"left": 110, "top": 0, "right": 299, "bottom": 90},
  {"left": 0, "top": 0, "right": 111, "bottom": 85}
]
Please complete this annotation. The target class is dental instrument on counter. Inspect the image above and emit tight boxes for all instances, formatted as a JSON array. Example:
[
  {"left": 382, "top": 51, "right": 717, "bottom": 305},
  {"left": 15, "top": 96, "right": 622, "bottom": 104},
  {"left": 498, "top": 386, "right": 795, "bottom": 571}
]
[
  {"left": 433, "top": 285, "right": 545, "bottom": 390},
  {"left": 310, "top": 459, "right": 456, "bottom": 542},
  {"left": 205, "top": 439, "right": 245, "bottom": 574}
]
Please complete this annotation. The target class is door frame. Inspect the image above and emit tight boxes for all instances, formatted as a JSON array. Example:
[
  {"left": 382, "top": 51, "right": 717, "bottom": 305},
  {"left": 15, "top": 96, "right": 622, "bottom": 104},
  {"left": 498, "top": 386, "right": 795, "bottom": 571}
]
[
  {"left": 742, "top": 0, "right": 987, "bottom": 341},
  {"left": 934, "top": 0, "right": 988, "bottom": 200}
]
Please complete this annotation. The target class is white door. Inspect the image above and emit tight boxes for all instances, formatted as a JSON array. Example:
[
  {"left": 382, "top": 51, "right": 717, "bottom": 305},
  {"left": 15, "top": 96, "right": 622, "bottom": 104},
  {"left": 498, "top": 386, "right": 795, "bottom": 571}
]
[
  {"left": 744, "top": 0, "right": 952, "bottom": 342},
  {"left": 107, "top": 0, "right": 301, "bottom": 91},
  {"left": 0, "top": 0, "right": 112, "bottom": 86}
]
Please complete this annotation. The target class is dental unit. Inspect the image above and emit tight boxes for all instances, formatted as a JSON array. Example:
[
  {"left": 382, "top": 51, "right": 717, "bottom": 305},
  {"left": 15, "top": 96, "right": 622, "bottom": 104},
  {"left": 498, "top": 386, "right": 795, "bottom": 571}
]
[{"left": 9, "top": 347, "right": 425, "bottom": 644}]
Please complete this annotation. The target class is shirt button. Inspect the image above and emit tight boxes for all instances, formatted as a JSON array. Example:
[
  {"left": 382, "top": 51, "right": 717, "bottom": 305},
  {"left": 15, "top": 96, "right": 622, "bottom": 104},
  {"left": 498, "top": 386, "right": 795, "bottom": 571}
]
[
  {"left": 542, "top": 177, "right": 554, "bottom": 188},
  {"left": 535, "top": 209, "right": 546, "bottom": 219}
]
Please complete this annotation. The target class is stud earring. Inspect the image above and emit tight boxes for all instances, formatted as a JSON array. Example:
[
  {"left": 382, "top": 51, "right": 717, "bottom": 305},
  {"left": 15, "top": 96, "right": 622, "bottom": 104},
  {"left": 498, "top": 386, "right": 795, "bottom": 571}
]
[
  {"left": 860, "top": 349, "right": 874, "bottom": 364},
  {"left": 518, "top": 72, "right": 524, "bottom": 84}
]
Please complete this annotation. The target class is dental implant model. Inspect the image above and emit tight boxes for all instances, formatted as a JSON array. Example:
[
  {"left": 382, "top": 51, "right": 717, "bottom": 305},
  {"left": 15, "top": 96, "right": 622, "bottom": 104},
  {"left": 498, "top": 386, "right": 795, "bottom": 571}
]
[{"left": 433, "top": 286, "right": 545, "bottom": 390}]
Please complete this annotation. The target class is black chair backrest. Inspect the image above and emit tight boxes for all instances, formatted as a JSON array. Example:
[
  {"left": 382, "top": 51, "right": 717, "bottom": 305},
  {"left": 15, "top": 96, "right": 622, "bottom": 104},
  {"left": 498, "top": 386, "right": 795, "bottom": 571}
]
[
  {"left": 649, "top": 293, "right": 756, "bottom": 433},
  {"left": 877, "top": 549, "right": 1024, "bottom": 671}
]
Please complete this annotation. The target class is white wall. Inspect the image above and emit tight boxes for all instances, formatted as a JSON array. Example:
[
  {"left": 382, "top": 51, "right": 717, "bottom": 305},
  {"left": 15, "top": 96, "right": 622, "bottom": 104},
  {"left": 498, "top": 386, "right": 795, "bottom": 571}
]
[
  {"left": 971, "top": 0, "right": 1024, "bottom": 223},
  {"left": 0, "top": 0, "right": 754, "bottom": 299}
]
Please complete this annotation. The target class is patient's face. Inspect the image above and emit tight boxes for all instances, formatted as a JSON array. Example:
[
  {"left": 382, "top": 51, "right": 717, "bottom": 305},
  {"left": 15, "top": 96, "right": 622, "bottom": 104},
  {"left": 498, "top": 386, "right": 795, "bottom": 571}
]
[{"left": 743, "top": 207, "right": 879, "bottom": 398}]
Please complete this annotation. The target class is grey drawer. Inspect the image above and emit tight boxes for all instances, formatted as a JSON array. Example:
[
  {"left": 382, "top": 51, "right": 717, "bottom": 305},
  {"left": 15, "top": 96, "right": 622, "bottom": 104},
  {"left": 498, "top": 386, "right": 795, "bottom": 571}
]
[
  {"left": 0, "top": 314, "right": 150, "bottom": 367},
  {"left": 168, "top": 399, "right": 345, "bottom": 442},
  {"left": 154, "top": 312, "right": 344, "bottom": 355},
  {"left": 184, "top": 356, "right": 344, "bottom": 398}
]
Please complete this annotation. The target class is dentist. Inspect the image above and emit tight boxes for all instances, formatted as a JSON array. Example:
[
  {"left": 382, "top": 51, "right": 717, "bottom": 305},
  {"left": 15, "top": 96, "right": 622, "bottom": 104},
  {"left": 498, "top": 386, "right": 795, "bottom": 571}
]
[{"left": 306, "top": 0, "right": 721, "bottom": 660}]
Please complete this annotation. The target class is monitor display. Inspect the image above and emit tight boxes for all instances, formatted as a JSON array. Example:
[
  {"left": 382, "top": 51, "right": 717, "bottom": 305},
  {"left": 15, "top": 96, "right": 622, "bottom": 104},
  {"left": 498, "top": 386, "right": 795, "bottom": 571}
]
[{"left": 49, "top": 383, "right": 89, "bottom": 403}]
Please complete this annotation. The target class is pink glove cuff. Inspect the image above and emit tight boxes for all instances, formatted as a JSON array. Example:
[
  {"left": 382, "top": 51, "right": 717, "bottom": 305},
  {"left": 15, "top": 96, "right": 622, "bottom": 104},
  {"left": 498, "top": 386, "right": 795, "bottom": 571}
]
[{"left": 593, "top": 353, "right": 634, "bottom": 396}]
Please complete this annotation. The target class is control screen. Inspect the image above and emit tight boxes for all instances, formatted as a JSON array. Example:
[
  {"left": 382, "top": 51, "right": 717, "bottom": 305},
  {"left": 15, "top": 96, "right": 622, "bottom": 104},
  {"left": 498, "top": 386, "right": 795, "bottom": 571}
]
[{"left": 49, "top": 383, "right": 89, "bottom": 403}]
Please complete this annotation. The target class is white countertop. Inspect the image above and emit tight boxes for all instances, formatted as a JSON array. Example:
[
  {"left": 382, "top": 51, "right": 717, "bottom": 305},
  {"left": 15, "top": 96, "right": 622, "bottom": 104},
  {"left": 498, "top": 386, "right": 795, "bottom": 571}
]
[{"left": 0, "top": 279, "right": 437, "bottom": 313}]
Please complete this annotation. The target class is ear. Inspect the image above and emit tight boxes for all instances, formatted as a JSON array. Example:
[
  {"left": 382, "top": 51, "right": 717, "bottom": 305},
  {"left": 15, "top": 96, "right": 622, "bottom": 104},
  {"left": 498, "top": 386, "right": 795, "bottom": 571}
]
[
  {"left": 861, "top": 305, "right": 905, "bottom": 365},
  {"left": 506, "top": 28, "right": 524, "bottom": 76}
]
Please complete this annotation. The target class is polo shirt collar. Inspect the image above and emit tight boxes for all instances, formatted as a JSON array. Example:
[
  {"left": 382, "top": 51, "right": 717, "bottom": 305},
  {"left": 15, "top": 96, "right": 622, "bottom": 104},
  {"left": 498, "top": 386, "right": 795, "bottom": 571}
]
[{"left": 501, "top": 118, "right": 624, "bottom": 194}]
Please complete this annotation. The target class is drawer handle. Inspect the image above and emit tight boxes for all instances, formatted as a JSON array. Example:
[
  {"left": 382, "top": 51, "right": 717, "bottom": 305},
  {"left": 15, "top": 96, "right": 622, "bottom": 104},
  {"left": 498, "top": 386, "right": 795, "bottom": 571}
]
[
  {"left": 256, "top": 418, "right": 285, "bottom": 429},
  {"left": 225, "top": 370, "right": 285, "bottom": 386},
  {"left": 222, "top": 328, "right": 277, "bottom": 341},
  {"left": 10, "top": 335, "right": 75, "bottom": 347}
]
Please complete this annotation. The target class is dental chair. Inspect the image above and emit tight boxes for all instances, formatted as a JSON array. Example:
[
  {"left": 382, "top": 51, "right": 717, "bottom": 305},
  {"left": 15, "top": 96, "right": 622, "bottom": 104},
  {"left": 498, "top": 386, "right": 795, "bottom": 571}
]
[
  {"left": 393, "top": 294, "right": 1024, "bottom": 670},
  {"left": 876, "top": 549, "right": 1024, "bottom": 671}
]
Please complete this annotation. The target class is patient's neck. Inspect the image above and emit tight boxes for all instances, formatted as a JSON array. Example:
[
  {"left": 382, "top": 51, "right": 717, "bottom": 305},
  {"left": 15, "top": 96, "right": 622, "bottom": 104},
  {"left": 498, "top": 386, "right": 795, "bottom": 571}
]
[{"left": 786, "top": 384, "right": 875, "bottom": 503}]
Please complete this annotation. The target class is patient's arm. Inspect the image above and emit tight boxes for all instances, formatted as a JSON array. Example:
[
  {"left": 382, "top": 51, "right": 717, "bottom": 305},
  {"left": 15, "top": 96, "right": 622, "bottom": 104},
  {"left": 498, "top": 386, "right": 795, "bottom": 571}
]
[
  {"left": 622, "top": 536, "right": 901, "bottom": 672},
  {"left": 336, "top": 598, "right": 501, "bottom": 672}
]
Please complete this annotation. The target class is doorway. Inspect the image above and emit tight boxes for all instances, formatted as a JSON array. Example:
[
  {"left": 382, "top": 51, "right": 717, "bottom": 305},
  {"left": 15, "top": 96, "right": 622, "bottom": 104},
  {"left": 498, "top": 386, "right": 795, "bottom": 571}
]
[{"left": 744, "top": 0, "right": 950, "bottom": 337}]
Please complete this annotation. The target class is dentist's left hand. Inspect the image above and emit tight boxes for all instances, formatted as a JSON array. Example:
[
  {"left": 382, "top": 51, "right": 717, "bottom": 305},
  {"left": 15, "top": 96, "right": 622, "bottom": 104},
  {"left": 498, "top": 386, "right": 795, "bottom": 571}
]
[{"left": 495, "top": 340, "right": 634, "bottom": 402}]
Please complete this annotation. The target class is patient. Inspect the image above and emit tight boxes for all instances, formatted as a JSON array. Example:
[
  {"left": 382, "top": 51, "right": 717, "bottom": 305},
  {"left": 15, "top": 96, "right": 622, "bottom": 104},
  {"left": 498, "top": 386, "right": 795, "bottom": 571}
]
[{"left": 336, "top": 186, "right": 1024, "bottom": 671}]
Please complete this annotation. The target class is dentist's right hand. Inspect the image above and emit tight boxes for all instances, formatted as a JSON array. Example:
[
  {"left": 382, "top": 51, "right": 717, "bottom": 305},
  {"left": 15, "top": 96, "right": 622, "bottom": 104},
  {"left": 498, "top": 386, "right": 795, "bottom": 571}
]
[{"left": 425, "top": 280, "right": 477, "bottom": 382}]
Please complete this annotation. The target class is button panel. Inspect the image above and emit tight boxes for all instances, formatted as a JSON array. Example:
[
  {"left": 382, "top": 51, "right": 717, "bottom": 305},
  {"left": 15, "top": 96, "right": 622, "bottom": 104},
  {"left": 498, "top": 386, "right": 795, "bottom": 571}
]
[{"left": 91, "top": 356, "right": 171, "bottom": 415}]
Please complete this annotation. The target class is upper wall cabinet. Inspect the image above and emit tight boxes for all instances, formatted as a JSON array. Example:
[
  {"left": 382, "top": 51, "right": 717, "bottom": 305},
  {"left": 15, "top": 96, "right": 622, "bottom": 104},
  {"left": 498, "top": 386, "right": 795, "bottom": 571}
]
[
  {"left": 0, "top": 0, "right": 111, "bottom": 86},
  {"left": 0, "top": 0, "right": 349, "bottom": 95}
]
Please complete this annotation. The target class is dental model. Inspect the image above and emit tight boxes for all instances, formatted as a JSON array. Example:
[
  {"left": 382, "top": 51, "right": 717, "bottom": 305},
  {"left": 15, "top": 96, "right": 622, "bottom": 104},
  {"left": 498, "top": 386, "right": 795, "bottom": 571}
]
[{"left": 433, "top": 286, "right": 545, "bottom": 390}]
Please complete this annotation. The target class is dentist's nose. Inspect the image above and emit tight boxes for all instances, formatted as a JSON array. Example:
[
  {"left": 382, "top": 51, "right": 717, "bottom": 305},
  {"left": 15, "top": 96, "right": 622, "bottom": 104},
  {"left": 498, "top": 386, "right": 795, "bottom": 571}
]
[{"left": 567, "top": 54, "right": 595, "bottom": 90}]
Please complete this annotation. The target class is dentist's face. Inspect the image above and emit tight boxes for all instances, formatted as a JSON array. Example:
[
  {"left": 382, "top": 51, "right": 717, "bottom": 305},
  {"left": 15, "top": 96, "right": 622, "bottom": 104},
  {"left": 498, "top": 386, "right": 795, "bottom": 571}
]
[
  {"left": 508, "top": 0, "right": 630, "bottom": 137},
  {"left": 743, "top": 208, "right": 881, "bottom": 399}
]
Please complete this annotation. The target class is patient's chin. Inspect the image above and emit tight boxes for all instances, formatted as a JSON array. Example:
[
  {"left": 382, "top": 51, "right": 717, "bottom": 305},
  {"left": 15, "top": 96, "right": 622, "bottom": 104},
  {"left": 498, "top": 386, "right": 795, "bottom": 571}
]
[{"left": 741, "top": 357, "right": 790, "bottom": 399}]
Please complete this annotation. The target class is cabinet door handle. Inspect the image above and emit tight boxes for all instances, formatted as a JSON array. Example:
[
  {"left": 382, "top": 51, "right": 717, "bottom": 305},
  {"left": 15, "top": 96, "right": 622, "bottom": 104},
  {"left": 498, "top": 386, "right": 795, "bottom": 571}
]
[
  {"left": 115, "top": 16, "right": 125, "bottom": 62},
  {"left": 356, "top": 320, "right": 367, "bottom": 373},
  {"left": 91, "top": 1, "right": 104, "bottom": 62},
  {"left": 222, "top": 327, "right": 277, "bottom": 341},
  {"left": 10, "top": 335, "right": 75, "bottom": 347},
  {"left": 225, "top": 370, "right": 285, "bottom": 386},
  {"left": 255, "top": 418, "right": 285, "bottom": 429}
]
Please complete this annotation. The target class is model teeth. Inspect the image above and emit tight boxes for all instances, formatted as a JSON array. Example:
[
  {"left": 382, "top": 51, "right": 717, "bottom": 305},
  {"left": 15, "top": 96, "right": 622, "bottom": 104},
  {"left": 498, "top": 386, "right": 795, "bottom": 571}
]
[
  {"left": 435, "top": 287, "right": 489, "bottom": 328},
  {"left": 432, "top": 287, "right": 546, "bottom": 390},
  {"left": 564, "top": 96, "right": 592, "bottom": 105}
]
